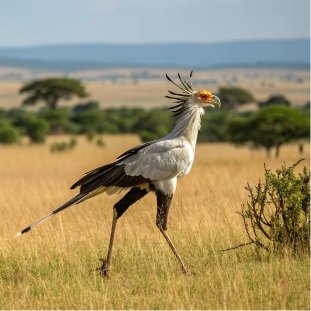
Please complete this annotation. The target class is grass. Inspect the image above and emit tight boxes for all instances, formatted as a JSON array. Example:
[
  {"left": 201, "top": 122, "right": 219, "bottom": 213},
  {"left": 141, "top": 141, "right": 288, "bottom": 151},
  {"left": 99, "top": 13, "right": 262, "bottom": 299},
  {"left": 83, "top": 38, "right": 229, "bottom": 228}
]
[{"left": 0, "top": 135, "right": 309, "bottom": 309}]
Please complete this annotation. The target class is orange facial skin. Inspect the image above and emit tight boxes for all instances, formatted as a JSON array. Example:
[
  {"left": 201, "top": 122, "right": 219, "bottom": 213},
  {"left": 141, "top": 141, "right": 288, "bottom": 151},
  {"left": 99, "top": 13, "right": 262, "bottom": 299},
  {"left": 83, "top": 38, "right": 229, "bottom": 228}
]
[{"left": 197, "top": 90, "right": 213, "bottom": 103}]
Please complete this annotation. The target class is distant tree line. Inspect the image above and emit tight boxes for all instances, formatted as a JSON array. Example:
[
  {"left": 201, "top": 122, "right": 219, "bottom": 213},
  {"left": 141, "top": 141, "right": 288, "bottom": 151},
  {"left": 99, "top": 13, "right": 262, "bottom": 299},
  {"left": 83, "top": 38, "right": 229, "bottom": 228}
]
[
  {"left": 0, "top": 101, "right": 308, "bottom": 157},
  {"left": 0, "top": 77, "right": 308, "bottom": 158}
]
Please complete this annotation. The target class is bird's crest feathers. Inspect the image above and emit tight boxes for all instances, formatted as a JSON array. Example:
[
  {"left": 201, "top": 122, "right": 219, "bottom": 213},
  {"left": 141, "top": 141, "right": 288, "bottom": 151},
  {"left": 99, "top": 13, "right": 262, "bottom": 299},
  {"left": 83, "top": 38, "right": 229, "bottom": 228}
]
[{"left": 165, "top": 71, "right": 197, "bottom": 117}]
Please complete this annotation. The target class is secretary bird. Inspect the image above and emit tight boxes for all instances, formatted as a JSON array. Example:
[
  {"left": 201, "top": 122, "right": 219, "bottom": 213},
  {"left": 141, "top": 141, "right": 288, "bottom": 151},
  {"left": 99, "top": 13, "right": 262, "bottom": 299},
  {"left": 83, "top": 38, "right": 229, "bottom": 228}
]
[{"left": 17, "top": 71, "right": 221, "bottom": 276}]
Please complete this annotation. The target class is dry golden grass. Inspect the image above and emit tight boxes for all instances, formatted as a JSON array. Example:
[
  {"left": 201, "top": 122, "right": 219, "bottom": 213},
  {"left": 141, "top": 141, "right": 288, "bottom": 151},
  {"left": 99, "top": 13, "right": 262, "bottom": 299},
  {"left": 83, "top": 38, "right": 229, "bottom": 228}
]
[{"left": 0, "top": 135, "right": 310, "bottom": 309}]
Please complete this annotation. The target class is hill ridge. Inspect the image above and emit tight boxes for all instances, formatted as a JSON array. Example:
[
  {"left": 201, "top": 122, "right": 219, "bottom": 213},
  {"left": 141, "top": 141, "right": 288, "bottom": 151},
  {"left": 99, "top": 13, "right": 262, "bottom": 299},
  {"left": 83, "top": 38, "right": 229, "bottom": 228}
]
[{"left": 0, "top": 38, "right": 309, "bottom": 71}]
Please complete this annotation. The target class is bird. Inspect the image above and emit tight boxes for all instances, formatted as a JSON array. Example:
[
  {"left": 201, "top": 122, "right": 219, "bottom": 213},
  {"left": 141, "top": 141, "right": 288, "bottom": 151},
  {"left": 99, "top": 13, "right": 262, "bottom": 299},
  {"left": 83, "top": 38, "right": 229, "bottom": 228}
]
[{"left": 17, "top": 71, "right": 221, "bottom": 277}]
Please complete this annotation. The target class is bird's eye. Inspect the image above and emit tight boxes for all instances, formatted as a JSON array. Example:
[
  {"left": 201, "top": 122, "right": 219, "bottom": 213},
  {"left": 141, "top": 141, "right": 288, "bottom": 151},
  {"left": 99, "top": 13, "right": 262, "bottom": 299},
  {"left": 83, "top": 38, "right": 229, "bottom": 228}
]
[{"left": 198, "top": 90, "right": 212, "bottom": 101}]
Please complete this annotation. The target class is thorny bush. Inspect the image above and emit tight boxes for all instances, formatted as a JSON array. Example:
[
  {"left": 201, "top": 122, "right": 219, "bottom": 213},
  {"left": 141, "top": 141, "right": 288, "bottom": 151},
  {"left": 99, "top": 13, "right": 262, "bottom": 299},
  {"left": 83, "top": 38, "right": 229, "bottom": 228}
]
[{"left": 241, "top": 159, "right": 310, "bottom": 254}]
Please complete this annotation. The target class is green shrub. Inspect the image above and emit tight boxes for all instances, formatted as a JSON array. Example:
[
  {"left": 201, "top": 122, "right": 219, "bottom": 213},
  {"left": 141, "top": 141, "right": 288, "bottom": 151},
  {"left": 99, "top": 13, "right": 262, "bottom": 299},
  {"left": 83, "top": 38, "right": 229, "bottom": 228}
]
[
  {"left": 199, "top": 111, "right": 235, "bottom": 142},
  {"left": 68, "top": 137, "right": 77, "bottom": 149},
  {"left": 104, "top": 108, "right": 145, "bottom": 133},
  {"left": 73, "top": 100, "right": 99, "bottom": 112},
  {"left": 50, "top": 137, "right": 78, "bottom": 153},
  {"left": 39, "top": 108, "right": 78, "bottom": 134},
  {"left": 239, "top": 159, "right": 310, "bottom": 254},
  {"left": 134, "top": 109, "right": 173, "bottom": 142},
  {"left": 71, "top": 109, "right": 106, "bottom": 134},
  {"left": 26, "top": 118, "right": 49, "bottom": 143},
  {"left": 7, "top": 108, "right": 35, "bottom": 135},
  {"left": 50, "top": 142, "right": 67, "bottom": 153},
  {"left": 137, "top": 129, "right": 159, "bottom": 142},
  {"left": 0, "top": 122, "right": 20, "bottom": 144},
  {"left": 86, "top": 130, "right": 96, "bottom": 142},
  {"left": 259, "top": 95, "right": 291, "bottom": 108},
  {"left": 96, "top": 137, "right": 106, "bottom": 147}
]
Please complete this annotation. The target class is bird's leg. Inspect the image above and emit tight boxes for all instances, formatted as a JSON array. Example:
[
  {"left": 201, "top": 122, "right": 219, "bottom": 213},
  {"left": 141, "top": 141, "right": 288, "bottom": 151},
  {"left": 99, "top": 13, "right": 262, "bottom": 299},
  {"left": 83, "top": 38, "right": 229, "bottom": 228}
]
[
  {"left": 97, "top": 187, "right": 148, "bottom": 277},
  {"left": 98, "top": 207, "right": 117, "bottom": 277},
  {"left": 156, "top": 191, "right": 188, "bottom": 274}
]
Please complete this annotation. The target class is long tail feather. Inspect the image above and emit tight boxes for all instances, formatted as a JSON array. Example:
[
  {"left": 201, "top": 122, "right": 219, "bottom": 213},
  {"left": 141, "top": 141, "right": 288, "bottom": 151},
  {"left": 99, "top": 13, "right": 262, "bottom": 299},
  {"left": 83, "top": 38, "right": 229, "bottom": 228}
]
[{"left": 16, "top": 193, "right": 86, "bottom": 237}]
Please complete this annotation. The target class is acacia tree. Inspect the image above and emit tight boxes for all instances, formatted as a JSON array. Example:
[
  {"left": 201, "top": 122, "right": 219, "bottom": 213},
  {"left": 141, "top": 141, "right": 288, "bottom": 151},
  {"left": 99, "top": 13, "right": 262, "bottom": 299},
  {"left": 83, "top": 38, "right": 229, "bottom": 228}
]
[
  {"left": 228, "top": 106, "right": 309, "bottom": 157},
  {"left": 217, "top": 87, "right": 255, "bottom": 109},
  {"left": 259, "top": 95, "right": 291, "bottom": 108},
  {"left": 20, "top": 78, "right": 88, "bottom": 109}
]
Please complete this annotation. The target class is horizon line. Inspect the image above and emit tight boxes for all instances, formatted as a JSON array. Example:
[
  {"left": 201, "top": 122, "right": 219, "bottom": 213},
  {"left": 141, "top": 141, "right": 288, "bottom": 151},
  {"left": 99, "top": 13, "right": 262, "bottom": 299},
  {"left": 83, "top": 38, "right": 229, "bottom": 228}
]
[{"left": 0, "top": 37, "right": 309, "bottom": 49}]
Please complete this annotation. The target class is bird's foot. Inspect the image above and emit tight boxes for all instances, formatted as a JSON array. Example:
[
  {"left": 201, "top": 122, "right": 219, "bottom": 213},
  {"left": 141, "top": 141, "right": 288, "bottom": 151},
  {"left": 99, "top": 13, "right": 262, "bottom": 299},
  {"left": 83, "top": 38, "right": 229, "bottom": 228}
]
[
  {"left": 185, "top": 269, "right": 196, "bottom": 276},
  {"left": 178, "top": 264, "right": 196, "bottom": 275},
  {"left": 181, "top": 266, "right": 196, "bottom": 276},
  {"left": 96, "top": 258, "right": 110, "bottom": 277}
]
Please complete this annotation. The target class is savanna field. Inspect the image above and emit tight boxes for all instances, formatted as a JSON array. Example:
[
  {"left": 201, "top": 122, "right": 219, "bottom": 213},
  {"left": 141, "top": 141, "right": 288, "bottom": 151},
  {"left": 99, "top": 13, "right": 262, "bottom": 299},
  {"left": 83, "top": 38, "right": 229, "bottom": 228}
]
[{"left": 0, "top": 135, "right": 309, "bottom": 309}]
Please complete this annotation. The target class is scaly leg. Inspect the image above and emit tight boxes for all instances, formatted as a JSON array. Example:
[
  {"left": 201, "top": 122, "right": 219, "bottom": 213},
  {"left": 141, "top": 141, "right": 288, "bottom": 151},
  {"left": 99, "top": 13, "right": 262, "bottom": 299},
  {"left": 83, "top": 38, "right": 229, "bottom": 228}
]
[
  {"left": 97, "top": 187, "right": 148, "bottom": 277},
  {"left": 156, "top": 191, "right": 188, "bottom": 273},
  {"left": 98, "top": 207, "right": 118, "bottom": 277}
]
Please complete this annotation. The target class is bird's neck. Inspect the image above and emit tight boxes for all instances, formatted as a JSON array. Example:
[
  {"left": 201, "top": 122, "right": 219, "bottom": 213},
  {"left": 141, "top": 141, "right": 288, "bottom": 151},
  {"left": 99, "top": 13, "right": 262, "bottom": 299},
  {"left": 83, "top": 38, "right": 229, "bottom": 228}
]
[{"left": 167, "top": 104, "right": 205, "bottom": 148}]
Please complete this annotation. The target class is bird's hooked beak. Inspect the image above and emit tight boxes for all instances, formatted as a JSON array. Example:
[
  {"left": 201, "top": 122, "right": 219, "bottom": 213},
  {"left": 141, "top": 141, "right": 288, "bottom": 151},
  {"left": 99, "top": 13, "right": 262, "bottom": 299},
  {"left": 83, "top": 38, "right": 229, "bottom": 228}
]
[
  {"left": 196, "top": 90, "right": 221, "bottom": 108},
  {"left": 209, "top": 95, "right": 221, "bottom": 109}
]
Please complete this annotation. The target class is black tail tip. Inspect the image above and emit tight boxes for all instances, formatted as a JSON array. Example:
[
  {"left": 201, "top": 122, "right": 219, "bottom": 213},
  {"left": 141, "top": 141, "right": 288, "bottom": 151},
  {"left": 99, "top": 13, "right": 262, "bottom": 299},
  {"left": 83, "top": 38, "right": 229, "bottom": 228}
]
[{"left": 16, "top": 226, "right": 31, "bottom": 237}]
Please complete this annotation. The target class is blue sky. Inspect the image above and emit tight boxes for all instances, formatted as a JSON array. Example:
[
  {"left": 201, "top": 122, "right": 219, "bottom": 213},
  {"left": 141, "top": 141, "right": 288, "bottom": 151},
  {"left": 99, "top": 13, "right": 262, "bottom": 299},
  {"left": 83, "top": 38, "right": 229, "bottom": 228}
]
[{"left": 0, "top": 0, "right": 309, "bottom": 47}]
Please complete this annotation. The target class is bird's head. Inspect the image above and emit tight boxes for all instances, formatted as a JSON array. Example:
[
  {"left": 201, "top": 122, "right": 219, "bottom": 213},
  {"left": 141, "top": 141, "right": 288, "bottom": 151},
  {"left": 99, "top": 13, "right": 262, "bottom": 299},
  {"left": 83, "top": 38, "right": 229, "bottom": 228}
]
[
  {"left": 165, "top": 71, "right": 221, "bottom": 117},
  {"left": 195, "top": 90, "right": 221, "bottom": 109}
]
